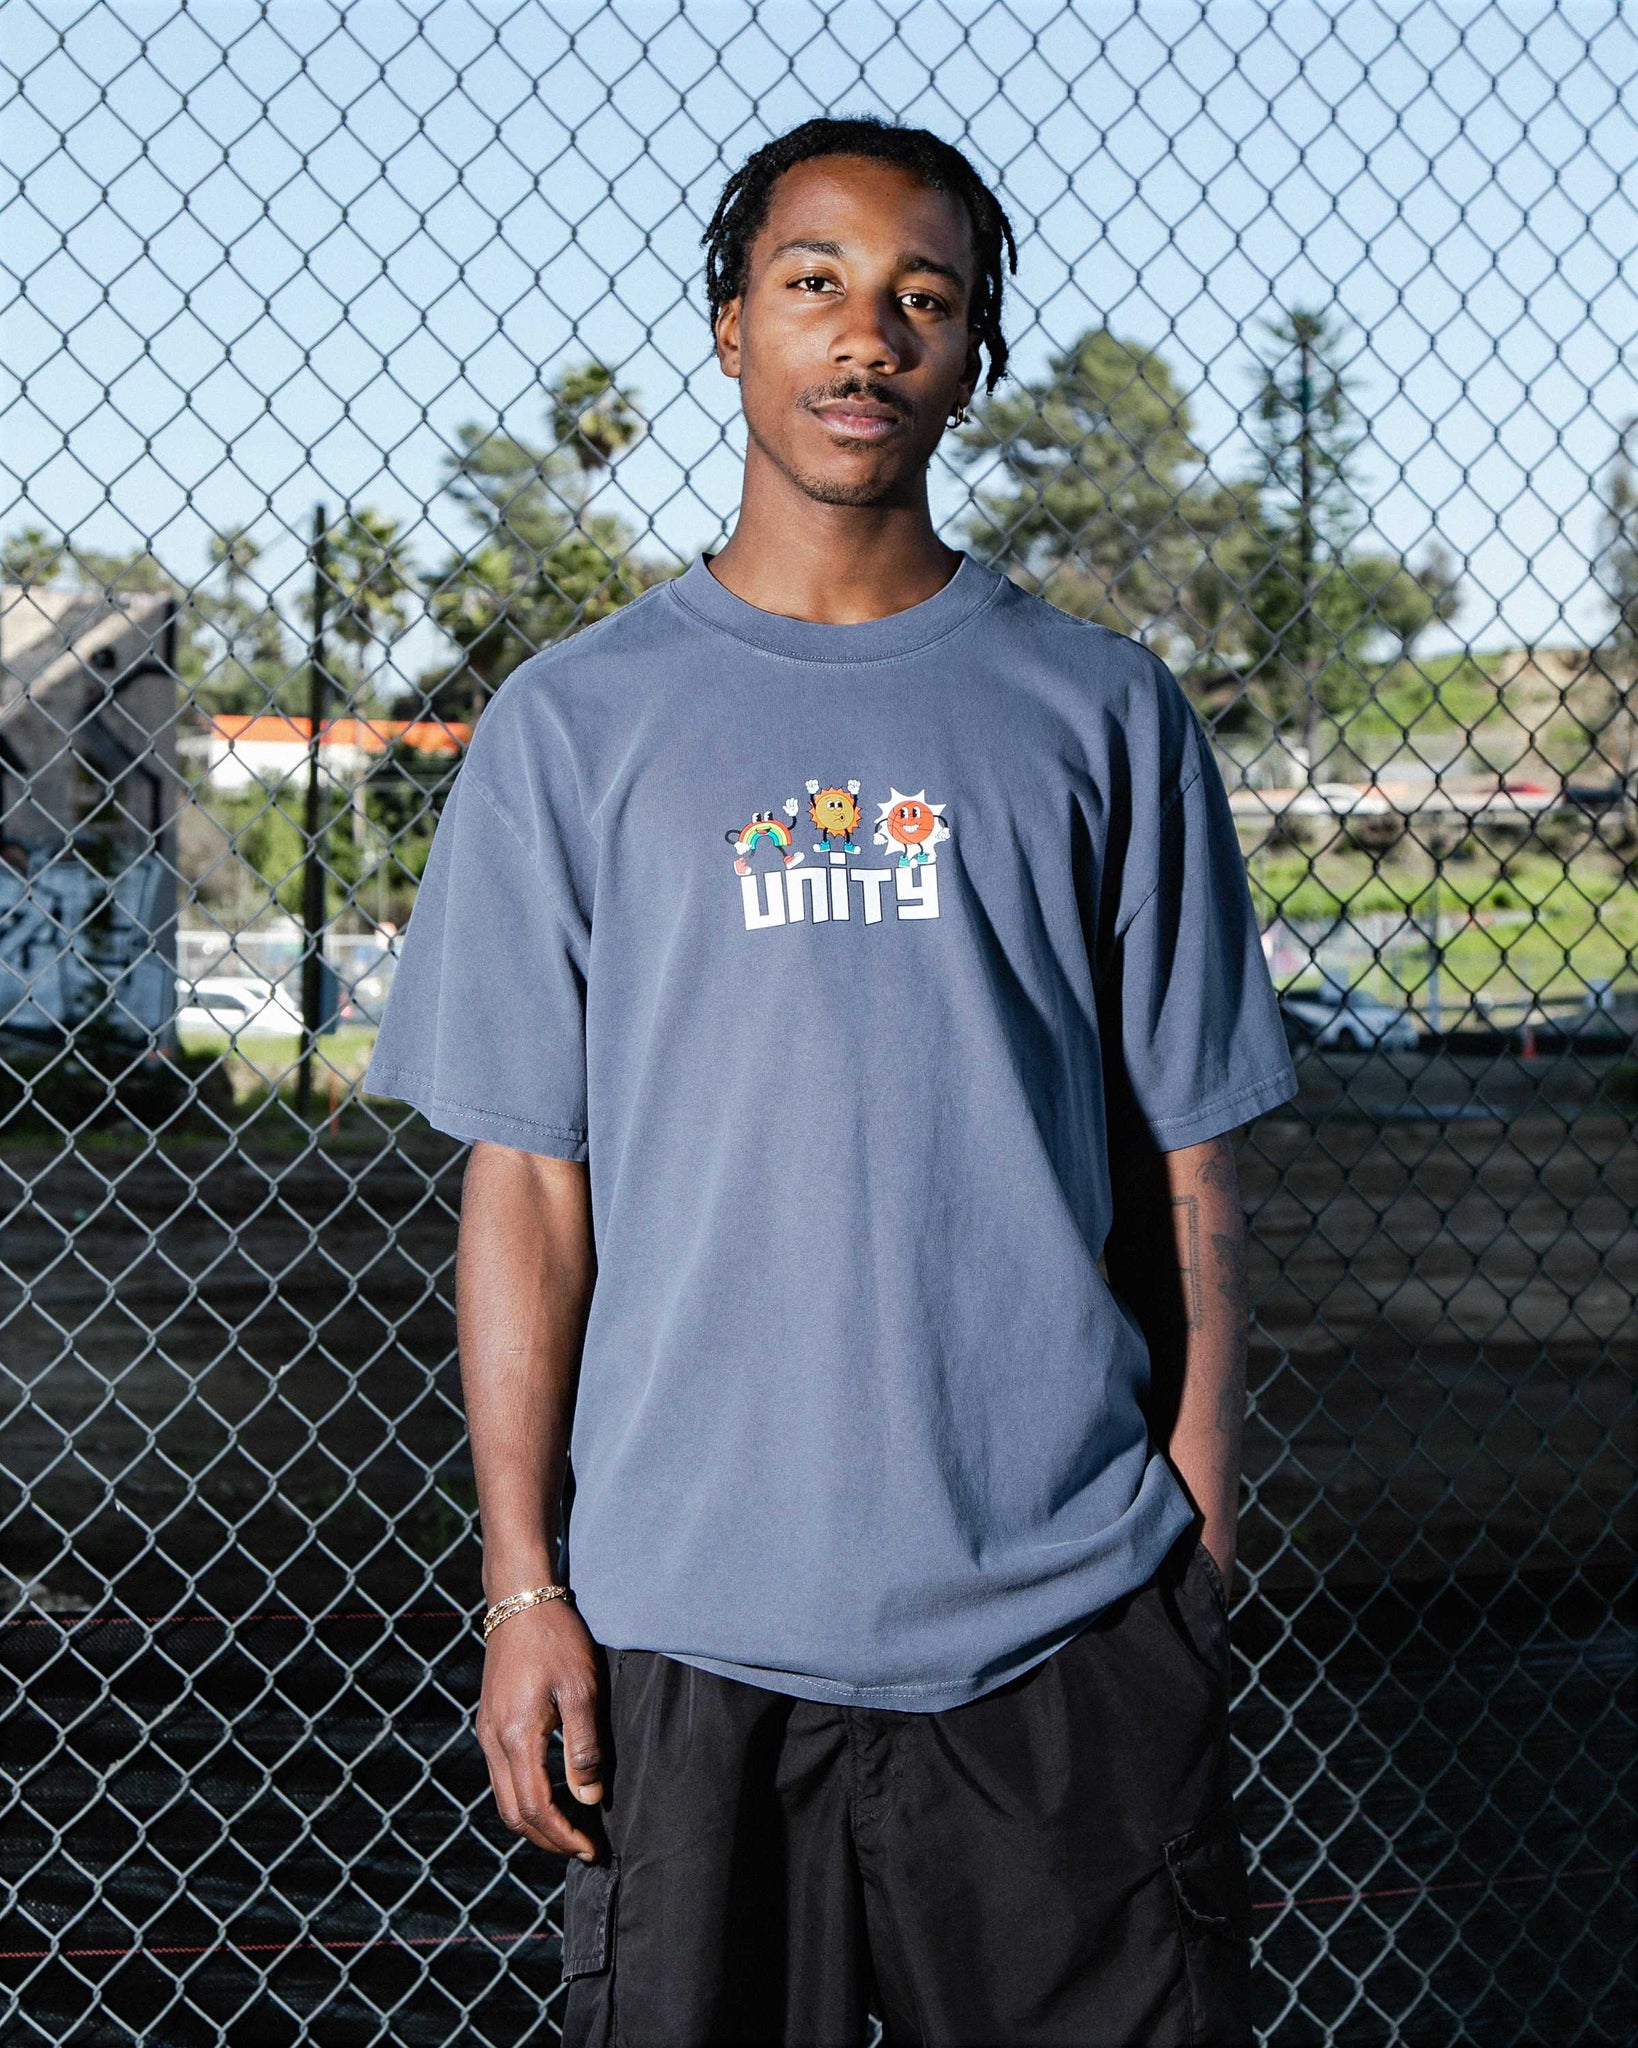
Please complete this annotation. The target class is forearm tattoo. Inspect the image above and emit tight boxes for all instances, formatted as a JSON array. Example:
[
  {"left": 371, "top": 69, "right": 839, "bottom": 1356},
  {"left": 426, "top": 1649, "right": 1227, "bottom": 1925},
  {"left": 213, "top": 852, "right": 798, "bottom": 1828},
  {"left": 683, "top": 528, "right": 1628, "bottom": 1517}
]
[
  {"left": 1197, "top": 1135, "right": 1236, "bottom": 1192},
  {"left": 1173, "top": 1137, "right": 1250, "bottom": 1442},
  {"left": 1170, "top": 1193, "right": 1203, "bottom": 1329}
]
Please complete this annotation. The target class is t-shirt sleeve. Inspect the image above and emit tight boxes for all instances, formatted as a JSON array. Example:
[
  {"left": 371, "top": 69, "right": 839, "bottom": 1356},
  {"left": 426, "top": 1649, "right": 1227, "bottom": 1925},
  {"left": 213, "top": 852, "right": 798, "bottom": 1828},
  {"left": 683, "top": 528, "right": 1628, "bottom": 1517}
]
[
  {"left": 1100, "top": 679, "right": 1298, "bottom": 1153},
  {"left": 361, "top": 746, "right": 591, "bottom": 1162}
]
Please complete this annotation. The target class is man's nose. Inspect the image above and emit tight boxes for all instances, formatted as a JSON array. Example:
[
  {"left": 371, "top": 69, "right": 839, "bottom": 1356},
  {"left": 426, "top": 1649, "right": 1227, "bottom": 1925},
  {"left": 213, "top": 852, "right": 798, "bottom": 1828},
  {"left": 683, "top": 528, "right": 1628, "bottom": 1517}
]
[{"left": 830, "top": 296, "right": 909, "bottom": 376}]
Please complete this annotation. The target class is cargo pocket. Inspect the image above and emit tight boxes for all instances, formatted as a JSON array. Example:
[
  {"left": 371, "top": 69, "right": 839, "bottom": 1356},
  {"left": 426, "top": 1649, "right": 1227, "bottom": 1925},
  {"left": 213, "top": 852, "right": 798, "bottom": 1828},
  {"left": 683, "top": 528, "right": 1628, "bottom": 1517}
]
[
  {"left": 560, "top": 1852, "right": 619, "bottom": 2047},
  {"left": 1163, "top": 1795, "right": 1253, "bottom": 2046}
]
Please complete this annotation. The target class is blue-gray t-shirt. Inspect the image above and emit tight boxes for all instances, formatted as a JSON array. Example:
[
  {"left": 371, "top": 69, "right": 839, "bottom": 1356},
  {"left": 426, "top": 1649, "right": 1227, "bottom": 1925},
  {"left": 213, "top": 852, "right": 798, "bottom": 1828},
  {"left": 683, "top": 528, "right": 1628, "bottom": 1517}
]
[{"left": 363, "top": 551, "right": 1298, "bottom": 1710}]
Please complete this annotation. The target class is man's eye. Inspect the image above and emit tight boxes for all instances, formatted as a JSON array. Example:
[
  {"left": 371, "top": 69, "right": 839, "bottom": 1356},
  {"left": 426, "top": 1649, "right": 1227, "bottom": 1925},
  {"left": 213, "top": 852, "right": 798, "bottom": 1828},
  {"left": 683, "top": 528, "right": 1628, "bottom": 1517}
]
[
  {"left": 903, "top": 292, "right": 946, "bottom": 313},
  {"left": 792, "top": 274, "right": 835, "bottom": 292}
]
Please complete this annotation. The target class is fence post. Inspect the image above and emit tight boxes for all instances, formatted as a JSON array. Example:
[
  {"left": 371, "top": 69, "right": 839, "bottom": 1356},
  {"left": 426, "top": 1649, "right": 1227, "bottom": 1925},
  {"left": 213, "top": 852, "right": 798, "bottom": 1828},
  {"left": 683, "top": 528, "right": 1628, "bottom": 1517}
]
[{"left": 296, "top": 503, "right": 329, "bottom": 1124}]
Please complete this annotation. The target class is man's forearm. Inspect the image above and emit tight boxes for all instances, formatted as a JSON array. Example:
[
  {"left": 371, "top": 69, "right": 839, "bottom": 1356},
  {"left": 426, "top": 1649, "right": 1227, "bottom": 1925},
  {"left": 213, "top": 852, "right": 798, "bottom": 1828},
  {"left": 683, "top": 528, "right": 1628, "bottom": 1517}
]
[
  {"left": 459, "top": 1143, "right": 608, "bottom": 1859},
  {"left": 1161, "top": 1136, "right": 1248, "bottom": 1572},
  {"left": 1106, "top": 1132, "right": 1249, "bottom": 1584},
  {"left": 455, "top": 1142, "right": 596, "bottom": 1603}
]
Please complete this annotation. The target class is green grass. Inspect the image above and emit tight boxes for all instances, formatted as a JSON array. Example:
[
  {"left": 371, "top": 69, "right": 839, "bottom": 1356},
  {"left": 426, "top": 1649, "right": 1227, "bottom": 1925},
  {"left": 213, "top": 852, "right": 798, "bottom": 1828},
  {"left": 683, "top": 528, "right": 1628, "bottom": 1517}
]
[
  {"left": 1342, "top": 651, "right": 1509, "bottom": 741},
  {"left": 176, "top": 1022, "right": 381, "bottom": 1105},
  {"left": 1249, "top": 837, "right": 1636, "bottom": 1011}
]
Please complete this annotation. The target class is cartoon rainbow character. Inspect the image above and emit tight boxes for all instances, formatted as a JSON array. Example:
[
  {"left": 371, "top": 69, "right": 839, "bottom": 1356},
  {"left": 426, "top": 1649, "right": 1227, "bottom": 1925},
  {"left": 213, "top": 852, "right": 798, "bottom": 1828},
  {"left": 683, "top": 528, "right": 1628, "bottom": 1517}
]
[
  {"left": 725, "top": 797, "right": 805, "bottom": 875},
  {"left": 874, "top": 787, "right": 951, "bottom": 866},
  {"left": 806, "top": 778, "right": 862, "bottom": 853}
]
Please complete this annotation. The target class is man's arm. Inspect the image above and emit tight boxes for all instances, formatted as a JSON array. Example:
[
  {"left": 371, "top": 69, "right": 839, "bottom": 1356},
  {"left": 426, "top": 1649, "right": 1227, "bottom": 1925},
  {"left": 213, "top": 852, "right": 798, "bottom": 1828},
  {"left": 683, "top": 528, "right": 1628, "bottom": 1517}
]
[
  {"left": 1104, "top": 1130, "right": 1250, "bottom": 1598},
  {"left": 458, "top": 1139, "right": 606, "bottom": 1861}
]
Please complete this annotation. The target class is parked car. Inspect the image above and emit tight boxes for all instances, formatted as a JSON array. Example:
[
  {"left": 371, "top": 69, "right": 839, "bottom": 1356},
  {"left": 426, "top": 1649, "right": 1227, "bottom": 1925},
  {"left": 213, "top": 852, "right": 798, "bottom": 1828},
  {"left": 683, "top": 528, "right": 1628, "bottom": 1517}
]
[
  {"left": 1280, "top": 982, "right": 1421, "bottom": 1051},
  {"left": 1281, "top": 782, "right": 1393, "bottom": 817},
  {"left": 1563, "top": 782, "right": 1634, "bottom": 814},
  {"left": 176, "top": 974, "right": 304, "bottom": 1037},
  {"left": 344, "top": 968, "right": 393, "bottom": 1026}
]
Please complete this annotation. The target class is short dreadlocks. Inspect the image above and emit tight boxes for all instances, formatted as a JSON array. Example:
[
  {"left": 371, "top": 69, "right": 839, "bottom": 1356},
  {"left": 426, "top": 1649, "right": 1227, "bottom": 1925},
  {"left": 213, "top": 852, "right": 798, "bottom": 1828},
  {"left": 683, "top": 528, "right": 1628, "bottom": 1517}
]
[{"left": 700, "top": 116, "right": 1019, "bottom": 394}]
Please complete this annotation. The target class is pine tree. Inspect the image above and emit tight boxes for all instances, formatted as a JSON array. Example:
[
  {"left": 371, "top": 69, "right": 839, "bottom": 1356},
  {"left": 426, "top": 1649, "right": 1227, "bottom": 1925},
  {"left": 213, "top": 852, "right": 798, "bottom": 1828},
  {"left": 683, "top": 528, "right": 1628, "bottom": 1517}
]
[
  {"left": 950, "top": 327, "right": 1216, "bottom": 651},
  {"left": 1242, "top": 306, "right": 1367, "bottom": 777}
]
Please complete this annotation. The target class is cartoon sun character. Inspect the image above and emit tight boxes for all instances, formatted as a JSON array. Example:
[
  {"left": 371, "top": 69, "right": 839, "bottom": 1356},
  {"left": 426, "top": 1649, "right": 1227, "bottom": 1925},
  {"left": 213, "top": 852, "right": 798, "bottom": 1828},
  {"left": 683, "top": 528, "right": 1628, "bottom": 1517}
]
[
  {"left": 874, "top": 787, "right": 951, "bottom": 866},
  {"left": 725, "top": 797, "right": 805, "bottom": 875},
  {"left": 806, "top": 778, "right": 862, "bottom": 853}
]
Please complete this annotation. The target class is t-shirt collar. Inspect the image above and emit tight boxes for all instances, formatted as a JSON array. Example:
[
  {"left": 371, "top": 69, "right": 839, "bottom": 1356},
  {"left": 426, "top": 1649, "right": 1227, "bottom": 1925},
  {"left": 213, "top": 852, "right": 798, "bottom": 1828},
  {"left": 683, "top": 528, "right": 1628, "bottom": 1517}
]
[{"left": 667, "top": 547, "right": 1002, "bottom": 664}]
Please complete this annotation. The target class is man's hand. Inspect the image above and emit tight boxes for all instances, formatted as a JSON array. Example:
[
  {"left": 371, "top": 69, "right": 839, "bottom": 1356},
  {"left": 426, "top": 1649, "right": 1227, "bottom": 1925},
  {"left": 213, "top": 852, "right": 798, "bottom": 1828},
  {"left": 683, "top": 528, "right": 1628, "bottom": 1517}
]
[{"left": 476, "top": 1598, "right": 607, "bottom": 1862}]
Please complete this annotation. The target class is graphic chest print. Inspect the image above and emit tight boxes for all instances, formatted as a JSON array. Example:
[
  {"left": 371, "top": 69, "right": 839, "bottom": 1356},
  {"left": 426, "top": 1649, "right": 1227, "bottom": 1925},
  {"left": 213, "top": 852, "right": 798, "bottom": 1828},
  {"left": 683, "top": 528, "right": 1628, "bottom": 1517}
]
[{"left": 724, "top": 780, "right": 952, "bottom": 932}]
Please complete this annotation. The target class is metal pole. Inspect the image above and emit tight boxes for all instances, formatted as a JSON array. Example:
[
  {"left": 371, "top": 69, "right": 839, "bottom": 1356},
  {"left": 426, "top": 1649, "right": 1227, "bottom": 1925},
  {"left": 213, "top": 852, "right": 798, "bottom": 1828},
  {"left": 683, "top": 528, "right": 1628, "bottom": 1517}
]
[{"left": 296, "top": 504, "right": 328, "bottom": 1122}]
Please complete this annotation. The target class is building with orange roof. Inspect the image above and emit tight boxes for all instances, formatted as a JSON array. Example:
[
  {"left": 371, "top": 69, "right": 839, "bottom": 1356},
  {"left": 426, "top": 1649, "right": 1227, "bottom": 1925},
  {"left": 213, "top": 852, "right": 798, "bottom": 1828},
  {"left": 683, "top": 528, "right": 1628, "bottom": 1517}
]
[{"left": 188, "top": 713, "right": 471, "bottom": 794}]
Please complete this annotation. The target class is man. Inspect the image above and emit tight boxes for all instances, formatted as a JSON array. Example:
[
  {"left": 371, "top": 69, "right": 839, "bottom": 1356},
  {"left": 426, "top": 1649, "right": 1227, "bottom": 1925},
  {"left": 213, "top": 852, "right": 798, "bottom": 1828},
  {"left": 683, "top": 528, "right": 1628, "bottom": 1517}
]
[{"left": 364, "top": 115, "right": 1298, "bottom": 2048}]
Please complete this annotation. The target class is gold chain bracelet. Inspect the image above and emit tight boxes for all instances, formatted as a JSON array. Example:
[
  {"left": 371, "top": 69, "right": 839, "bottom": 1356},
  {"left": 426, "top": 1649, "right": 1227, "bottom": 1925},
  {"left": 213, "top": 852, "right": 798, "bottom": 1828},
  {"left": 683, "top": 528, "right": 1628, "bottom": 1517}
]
[{"left": 481, "top": 1584, "right": 573, "bottom": 1642}]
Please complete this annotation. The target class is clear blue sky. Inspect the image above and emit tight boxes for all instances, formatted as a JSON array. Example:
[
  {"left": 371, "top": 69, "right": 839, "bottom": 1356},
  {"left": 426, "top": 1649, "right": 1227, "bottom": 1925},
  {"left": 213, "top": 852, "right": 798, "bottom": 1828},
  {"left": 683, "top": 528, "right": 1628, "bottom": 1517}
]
[{"left": 2, "top": 0, "right": 1632, "bottom": 663}]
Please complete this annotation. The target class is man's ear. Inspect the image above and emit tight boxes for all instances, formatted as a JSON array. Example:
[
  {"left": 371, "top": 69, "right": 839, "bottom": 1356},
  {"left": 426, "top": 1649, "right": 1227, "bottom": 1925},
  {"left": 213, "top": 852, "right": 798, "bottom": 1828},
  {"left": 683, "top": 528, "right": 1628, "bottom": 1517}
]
[
  {"left": 714, "top": 298, "right": 744, "bottom": 380},
  {"left": 959, "top": 330, "right": 983, "bottom": 410}
]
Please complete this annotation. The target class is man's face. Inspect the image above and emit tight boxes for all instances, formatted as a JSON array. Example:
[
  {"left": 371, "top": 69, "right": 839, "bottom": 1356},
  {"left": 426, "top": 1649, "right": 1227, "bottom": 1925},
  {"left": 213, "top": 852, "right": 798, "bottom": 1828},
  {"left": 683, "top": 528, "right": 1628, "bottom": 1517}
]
[{"left": 714, "top": 154, "right": 983, "bottom": 508}]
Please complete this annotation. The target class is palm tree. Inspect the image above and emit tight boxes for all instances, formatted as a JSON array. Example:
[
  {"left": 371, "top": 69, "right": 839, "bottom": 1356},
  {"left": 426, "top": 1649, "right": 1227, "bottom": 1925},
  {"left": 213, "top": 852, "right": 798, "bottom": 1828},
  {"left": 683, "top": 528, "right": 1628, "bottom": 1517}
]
[
  {"left": 208, "top": 523, "right": 261, "bottom": 595},
  {"left": 425, "top": 361, "right": 658, "bottom": 715},
  {"left": 204, "top": 525, "right": 264, "bottom": 699},
  {"left": 321, "top": 507, "right": 416, "bottom": 714},
  {"left": 547, "top": 362, "right": 646, "bottom": 523}
]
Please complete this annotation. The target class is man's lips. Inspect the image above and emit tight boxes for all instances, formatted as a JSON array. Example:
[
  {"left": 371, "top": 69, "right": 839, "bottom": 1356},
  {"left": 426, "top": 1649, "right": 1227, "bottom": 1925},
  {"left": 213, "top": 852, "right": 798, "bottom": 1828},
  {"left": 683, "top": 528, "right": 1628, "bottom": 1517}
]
[{"left": 811, "top": 401, "right": 907, "bottom": 443}]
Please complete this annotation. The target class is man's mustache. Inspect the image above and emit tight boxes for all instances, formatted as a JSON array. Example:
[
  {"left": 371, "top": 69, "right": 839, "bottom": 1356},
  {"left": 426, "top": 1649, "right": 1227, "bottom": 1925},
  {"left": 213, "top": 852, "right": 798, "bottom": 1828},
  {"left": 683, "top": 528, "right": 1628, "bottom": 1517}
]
[{"left": 800, "top": 382, "right": 914, "bottom": 419}]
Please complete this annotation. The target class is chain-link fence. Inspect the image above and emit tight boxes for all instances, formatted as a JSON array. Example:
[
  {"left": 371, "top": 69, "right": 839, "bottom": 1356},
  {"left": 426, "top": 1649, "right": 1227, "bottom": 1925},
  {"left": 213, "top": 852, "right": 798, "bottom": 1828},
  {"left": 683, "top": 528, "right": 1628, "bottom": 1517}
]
[{"left": 3, "top": 2, "right": 1634, "bottom": 2041}]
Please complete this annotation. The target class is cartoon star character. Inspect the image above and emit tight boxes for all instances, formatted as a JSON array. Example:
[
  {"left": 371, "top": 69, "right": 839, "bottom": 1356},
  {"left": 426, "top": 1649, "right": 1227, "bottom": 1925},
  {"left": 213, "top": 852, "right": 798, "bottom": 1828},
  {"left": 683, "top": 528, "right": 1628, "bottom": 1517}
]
[
  {"left": 874, "top": 787, "right": 951, "bottom": 866},
  {"left": 725, "top": 797, "right": 805, "bottom": 875},
  {"left": 806, "top": 778, "right": 862, "bottom": 853}
]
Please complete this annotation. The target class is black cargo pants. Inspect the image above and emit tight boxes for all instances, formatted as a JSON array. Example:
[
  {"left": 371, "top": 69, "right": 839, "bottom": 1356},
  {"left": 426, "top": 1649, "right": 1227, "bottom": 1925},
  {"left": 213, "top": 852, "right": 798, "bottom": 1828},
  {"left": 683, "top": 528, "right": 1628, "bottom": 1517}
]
[{"left": 558, "top": 1522, "right": 1252, "bottom": 2047}]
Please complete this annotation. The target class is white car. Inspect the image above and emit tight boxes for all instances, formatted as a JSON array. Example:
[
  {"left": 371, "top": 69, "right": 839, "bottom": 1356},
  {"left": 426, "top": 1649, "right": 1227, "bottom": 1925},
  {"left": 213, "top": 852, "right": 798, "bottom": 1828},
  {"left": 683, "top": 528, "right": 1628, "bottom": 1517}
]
[
  {"left": 1281, "top": 782, "right": 1393, "bottom": 818},
  {"left": 1281, "top": 983, "right": 1420, "bottom": 1051},
  {"left": 344, "top": 969, "right": 393, "bottom": 1026},
  {"left": 176, "top": 974, "right": 304, "bottom": 1037}
]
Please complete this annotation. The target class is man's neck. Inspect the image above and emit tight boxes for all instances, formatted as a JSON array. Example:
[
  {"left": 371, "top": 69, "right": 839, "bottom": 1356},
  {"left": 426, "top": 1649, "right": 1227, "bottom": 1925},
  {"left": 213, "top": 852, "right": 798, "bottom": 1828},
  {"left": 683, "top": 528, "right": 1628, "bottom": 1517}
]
[{"left": 706, "top": 494, "right": 964, "bottom": 627}]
